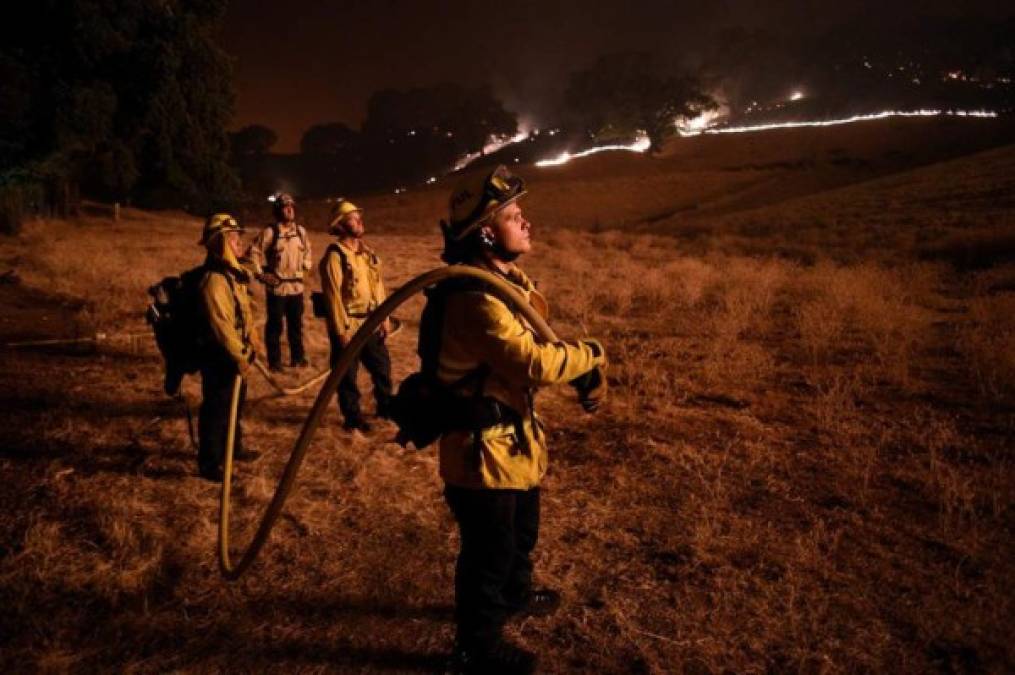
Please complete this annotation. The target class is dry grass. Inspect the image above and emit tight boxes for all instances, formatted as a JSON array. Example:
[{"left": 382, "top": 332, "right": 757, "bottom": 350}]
[{"left": 1, "top": 119, "right": 1014, "bottom": 673}]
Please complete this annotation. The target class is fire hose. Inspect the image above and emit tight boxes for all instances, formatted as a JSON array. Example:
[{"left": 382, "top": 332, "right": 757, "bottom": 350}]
[
  {"left": 218, "top": 265, "right": 559, "bottom": 579},
  {"left": 249, "top": 318, "right": 403, "bottom": 397}
]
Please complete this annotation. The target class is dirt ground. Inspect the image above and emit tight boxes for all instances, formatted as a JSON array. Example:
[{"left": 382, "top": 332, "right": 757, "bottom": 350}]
[{"left": 1, "top": 118, "right": 1013, "bottom": 673}]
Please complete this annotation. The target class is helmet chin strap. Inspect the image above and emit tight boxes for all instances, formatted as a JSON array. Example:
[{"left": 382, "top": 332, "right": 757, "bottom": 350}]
[
  {"left": 493, "top": 244, "right": 520, "bottom": 262},
  {"left": 479, "top": 227, "right": 519, "bottom": 264}
]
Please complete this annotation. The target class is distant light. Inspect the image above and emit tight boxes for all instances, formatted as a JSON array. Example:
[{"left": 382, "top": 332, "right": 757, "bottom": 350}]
[
  {"left": 267, "top": 195, "right": 276, "bottom": 203},
  {"left": 394, "top": 187, "right": 407, "bottom": 195},
  {"left": 514, "top": 157, "right": 520, "bottom": 163},
  {"left": 789, "top": 91, "right": 805, "bottom": 101},
  {"left": 425, "top": 176, "right": 437, "bottom": 185}
]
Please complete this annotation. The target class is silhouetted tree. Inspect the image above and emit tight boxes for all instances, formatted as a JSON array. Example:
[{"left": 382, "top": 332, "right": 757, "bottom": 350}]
[
  {"left": 230, "top": 125, "right": 279, "bottom": 157},
  {"left": 0, "top": 0, "right": 239, "bottom": 211},
  {"left": 363, "top": 83, "right": 517, "bottom": 161},
  {"left": 565, "top": 52, "right": 715, "bottom": 153},
  {"left": 300, "top": 123, "right": 359, "bottom": 155}
]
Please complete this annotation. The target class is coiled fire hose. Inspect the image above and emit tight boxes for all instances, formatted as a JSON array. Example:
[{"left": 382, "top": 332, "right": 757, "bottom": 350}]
[{"left": 218, "top": 265, "right": 559, "bottom": 579}]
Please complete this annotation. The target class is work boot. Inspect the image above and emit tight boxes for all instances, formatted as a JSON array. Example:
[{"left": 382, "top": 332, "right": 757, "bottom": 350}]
[
  {"left": 343, "top": 416, "right": 372, "bottom": 433},
  {"left": 508, "top": 588, "right": 561, "bottom": 621},
  {"left": 198, "top": 464, "right": 224, "bottom": 483},
  {"left": 268, "top": 362, "right": 284, "bottom": 373},
  {"left": 446, "top": 637, "right": 536, "bottom": 675},
  {"left": 291, "top": 357, "right": 310, "bottom": 368}
]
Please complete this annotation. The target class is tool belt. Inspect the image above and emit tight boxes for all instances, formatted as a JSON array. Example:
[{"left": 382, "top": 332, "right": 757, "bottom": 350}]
[
  {"left": 446, "top": 396, "right": 521, "bottom": 434},
  {"left": 450, "top": 395, "right": 531, "bottom": 466},
  {"left": 390, "top": 370, "right": 531, "bottom": 464}
]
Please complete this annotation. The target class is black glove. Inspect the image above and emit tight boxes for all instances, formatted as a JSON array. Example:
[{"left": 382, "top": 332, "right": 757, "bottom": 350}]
[{"left": 570, "top": 366, "right": 607, "bottom": 413}]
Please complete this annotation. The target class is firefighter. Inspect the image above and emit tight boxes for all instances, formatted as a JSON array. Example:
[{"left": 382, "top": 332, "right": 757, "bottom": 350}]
[
  {"left": 319, "top": 199, "right": 393, "bottom": 432},
  {"left": 246, "top": 193, "right": 312, "bottom": 371},
  {"left": 433, "top": 166, "right": 608, "bottom": 674},
  {"left": 196, "top": 214, "right": 260, "bottom": 482}
]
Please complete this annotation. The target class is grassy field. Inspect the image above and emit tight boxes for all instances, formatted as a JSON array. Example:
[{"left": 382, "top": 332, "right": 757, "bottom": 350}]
[{"left": 1, "top": 117, "right": 1013, "bottom": 673}]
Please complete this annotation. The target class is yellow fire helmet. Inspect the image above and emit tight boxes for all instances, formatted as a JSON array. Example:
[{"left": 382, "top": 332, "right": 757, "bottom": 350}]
[
  {"left": 445, "top": 164, "right": 526, "bottom": 241},
  {"left": 199, "top": 213, "right": 244, "bottom": 246},
  {"left": 328, "top": 198, "right": 362, "bottom": 233}
]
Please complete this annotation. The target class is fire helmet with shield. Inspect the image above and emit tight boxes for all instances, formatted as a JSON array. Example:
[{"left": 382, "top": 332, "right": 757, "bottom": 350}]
[
  {"left": 199, "top": 213, "right": 244, "bottom": 246},
  {"left": 328, "top": 198, "right": 362, "bottom": 234},
  {"left": 443, "top": 165, "right": 527, "bottom": 243}
]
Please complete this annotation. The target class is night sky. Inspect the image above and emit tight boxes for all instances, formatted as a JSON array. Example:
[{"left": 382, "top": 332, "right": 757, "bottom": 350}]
[{"left": 221, "top": 0, "right": 1013, "bottom": 152}]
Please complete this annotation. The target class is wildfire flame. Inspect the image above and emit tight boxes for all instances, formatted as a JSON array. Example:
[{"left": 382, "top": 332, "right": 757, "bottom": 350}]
[
  {"left": 535, "top": 133, "right": 651, "bottom": 167},
  {"left": 675, "top": 105, "right": 729, "bottom": 135},
  {"left": 680, "top": 109, "right": 998, "bottom": 136},
  {"left": 453, "top": 126, "right": 532, "bottom": 172}
]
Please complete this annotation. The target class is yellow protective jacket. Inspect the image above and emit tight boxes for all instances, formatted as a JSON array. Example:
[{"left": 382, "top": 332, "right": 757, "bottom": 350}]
[
  {"left": 319, "top": 239, "right": 387, "bottom": 340},
  {"left": 437, "top": 263, "right": 606, "bottom": 490},
  {"left": 200, "top": 255, "right": 256, "bottom": 371}
]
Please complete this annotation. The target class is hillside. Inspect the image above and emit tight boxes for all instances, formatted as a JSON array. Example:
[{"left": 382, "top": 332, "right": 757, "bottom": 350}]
[{"left": 0, "top": 118, "right": 1012, "bottom": 673}]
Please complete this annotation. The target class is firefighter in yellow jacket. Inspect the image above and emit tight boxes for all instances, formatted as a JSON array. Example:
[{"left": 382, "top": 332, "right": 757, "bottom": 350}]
[
  {"left": 196, "top": 214, "right": 259, "bottom": 482},
  {"left": 434, "top": 166, "right": 608, "bottom": 674},
  {"left": 319, "top": 199, "right": 393, "bottom": 432}
]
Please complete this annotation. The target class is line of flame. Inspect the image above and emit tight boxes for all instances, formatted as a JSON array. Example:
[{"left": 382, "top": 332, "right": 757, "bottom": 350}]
[
  {"left": 453, "top": 130, "right": 531, "bottom": 172},
  {"left": 535, "top": 134, "right": 651, "bottom": 167},
  {"left": 680, "top": 109, "right": 998, "bottom": 136}
]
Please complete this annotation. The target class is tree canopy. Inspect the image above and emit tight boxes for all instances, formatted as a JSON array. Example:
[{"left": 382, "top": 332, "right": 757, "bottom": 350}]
[
  {"left": 300, "top": 123, "right": 359, "bottom": 156},
  {"left": 363, "top": 83, "right": 517, "bottom": 159},
  {"left": 230, "top": 125, "right": 279, "bottom": 157},
  {"left": 565, "top": 52, "right": 715, "bottom": 153},
  {"left": 0, "top": 0, "right": 238, "bottom": 210}
]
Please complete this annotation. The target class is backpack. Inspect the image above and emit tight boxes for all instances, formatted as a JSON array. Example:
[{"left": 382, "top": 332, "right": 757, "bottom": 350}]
[
  {"left": 146, "top": 266, "right": 211, "bottom": 396},
  {"left": 389, "top": 278, "right": 504, "bottom": 451},
  {"left": 310, "top": 243, "right": 356, "bottom": 318},
  {"left": 264, "top": 221, "right": 308, "bottom": 274}
]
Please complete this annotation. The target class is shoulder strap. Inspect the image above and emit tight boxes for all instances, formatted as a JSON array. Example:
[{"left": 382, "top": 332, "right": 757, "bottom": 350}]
[
  {"left": 264, "top": 222, "right": 281, "bottom": 270},
  {"left": 326, "top": 242, "right": 348, "bottom": 265},
  {"left": 325, "top": 243, "right": 354, "bottom": 293},
  {"left": 418, "top": 277, "right": 492, "bottom": 382}
]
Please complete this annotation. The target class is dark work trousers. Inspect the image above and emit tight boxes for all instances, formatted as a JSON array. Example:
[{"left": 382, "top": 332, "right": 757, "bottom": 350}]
[
  {"left": 329, "top": 331, "right": 393, "bottom": 421},
  {"left": 444, "top": 485, "right": 540, "bottom": 650},
  {"left": 198, "top": 357, "right": 247, "bottom": 472},
  {"left": 265, "top": 292, "right": 305, "bottom": 367}
]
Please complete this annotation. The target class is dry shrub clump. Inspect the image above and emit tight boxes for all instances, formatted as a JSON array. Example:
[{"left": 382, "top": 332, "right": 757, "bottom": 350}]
[
  {"left": 794, "top": 261, "right": 937, "bottom": 389},
  {"left": 957, "top": 293, "right": 1015, "bottom": 402},
  {"left": 16, "top": 213, "right": 200, "bottom": 328},
  {"left": 696, "top": 257, "right": 788, "bottom": 389}
]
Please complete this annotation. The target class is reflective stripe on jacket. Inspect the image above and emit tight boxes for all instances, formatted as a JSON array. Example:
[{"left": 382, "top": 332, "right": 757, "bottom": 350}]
[
  {"left": 437, "top": 263, "right": 606, "bottom": 490},
  {"left": 319, "top": 240, "right": 387, "bottom": 339}
]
